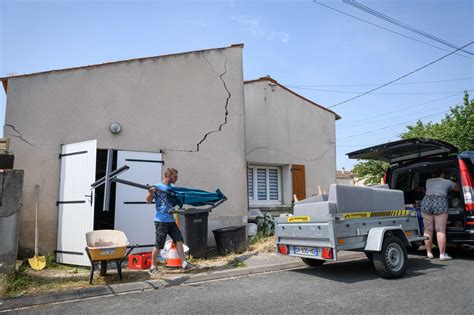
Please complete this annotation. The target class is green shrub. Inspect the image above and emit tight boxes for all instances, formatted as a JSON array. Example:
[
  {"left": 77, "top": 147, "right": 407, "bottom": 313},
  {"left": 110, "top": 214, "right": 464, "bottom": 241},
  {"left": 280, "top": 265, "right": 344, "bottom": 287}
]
[
  {"left": 45, "top": 252, "right": 58, "bottom": 268},
  {"left": 0, "top": 261, "right": 33, "bottom": 296},
  {"left": 256, "top": 213, "right": 275, "bottom": 236}
]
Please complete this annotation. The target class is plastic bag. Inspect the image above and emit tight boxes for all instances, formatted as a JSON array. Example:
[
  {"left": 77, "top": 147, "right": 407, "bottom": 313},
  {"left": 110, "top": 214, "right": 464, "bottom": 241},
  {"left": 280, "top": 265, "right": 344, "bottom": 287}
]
[
  {"left": 247, "top": 223, "right": 258, "bottom": 236},
  {"left": 160, "top": 239, "right": 189, "bottom": 258}
]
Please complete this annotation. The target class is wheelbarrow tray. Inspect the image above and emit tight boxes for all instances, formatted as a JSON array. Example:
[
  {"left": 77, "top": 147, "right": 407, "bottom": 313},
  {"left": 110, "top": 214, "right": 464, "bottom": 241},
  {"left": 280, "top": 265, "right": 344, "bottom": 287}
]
[
  {"left": 85, "top": 229, "right": 129, "bottom": 262},
  {"left": 87, "top": 245, "right": 128, "bottom": 261}
]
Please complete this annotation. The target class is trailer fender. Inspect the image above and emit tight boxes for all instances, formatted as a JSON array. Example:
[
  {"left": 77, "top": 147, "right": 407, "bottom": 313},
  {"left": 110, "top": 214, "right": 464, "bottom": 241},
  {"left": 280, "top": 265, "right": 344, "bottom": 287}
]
[{"left": 365, "top": 227, "right": 409, "bottom": 252}]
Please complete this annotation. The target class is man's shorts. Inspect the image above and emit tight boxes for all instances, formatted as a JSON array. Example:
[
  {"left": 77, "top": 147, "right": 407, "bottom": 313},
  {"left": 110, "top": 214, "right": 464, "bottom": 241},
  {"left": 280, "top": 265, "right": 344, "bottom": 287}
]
[{"left": 154, "top": 222, "right": 184, "bottom": 249}]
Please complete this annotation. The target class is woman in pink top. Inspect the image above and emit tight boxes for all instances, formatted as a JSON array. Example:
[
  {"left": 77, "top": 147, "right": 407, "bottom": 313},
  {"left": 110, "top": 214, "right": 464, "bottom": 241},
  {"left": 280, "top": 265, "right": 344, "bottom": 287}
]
[{"left": 421, "top": 167, "right": 459, "bottom": 260}]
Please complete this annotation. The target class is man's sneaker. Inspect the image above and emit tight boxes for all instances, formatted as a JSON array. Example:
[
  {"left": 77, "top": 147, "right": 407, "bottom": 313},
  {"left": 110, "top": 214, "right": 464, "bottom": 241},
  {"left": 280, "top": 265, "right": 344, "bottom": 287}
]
[
  {"left": 439, "top": 253, "right": 452, "bottom": 261},
  {"left": 427, "top": 252, "right": 435, "bottom": 259},
  {"left": 148, "top": 267, "right": 161, "bottom": 275},
  {"left": 181, "top": 261, "right": 197, "bottom": 271}
]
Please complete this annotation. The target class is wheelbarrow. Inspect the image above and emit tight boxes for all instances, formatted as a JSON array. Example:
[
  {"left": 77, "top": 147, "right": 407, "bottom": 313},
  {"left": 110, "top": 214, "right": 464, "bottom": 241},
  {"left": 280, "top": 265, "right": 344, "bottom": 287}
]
[{"left": 85, "top": 230, "right": 136, "bottom": 284}]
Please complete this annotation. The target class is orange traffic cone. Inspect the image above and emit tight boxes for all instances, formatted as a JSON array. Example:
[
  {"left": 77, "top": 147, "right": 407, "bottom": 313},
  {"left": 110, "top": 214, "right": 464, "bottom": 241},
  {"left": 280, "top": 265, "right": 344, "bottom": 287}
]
[{"left": 166, "top": 242, "right": 182, "bottom": 268}]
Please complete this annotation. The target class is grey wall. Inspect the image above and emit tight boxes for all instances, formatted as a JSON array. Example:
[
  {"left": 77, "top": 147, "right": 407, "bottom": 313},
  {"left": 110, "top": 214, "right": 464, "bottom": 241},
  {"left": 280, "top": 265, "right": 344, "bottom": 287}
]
[
  {"left": 0, "top": 170, "right": 24, "bottom": 275},
  {"left": 4, "top": 45, "right": 247, "bottom": 255},
  {"left": 245, "top": 80, "right": 337, "bottom": 205}
]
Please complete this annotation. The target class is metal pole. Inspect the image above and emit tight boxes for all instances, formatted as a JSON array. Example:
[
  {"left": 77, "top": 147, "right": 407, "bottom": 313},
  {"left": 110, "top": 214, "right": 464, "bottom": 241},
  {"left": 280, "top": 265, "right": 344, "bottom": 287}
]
[
  {"left": 113, "top": 178, "right": 150, "bottom": 190},
  {"left": 111, "top": 178, "right": 176, "bottom": 210},
  {"left": 102, "top": 149, "right": 113, "bottom": 212},
  {"left": 91, "top": 165, "right": 129, "bottom": 189}
]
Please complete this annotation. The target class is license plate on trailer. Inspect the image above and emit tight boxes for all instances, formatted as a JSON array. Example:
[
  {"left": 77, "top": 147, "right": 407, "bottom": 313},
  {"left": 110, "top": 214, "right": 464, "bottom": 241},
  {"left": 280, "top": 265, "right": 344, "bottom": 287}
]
[{"left": 293, "top": 246, "right": 319, "bottom": 257}]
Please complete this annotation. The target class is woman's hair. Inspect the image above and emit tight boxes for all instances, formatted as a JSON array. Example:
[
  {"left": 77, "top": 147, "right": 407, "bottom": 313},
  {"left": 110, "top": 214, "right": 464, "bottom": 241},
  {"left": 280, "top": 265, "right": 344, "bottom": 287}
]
[
  {"left": 165, "top": 168, "right": 178, "bottom": 178},
  {"left": 431, "top": 167, "right": 442, "bottom": 178}
]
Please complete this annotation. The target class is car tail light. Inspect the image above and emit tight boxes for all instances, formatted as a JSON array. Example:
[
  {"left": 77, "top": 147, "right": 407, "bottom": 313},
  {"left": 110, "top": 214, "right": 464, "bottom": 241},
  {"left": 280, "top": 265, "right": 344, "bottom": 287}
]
[
  {"left": 321, "top": 247, "right": 333, "bottom": 259},
  {"left": 459, "top": 159, "right": 473, "bottom": 211},
  {"left": 383, "top": 171, "right": 388, "bottom": 184},
  {"left": 278, "top": 244, "right": 288, "bottom": 255}
]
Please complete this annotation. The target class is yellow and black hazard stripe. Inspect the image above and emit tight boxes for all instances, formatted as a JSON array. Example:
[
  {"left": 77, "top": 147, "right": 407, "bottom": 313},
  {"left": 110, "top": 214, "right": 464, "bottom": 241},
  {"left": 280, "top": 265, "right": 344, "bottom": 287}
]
[{"left": 342, "top": 210, "right": 411, "bottom": 220}]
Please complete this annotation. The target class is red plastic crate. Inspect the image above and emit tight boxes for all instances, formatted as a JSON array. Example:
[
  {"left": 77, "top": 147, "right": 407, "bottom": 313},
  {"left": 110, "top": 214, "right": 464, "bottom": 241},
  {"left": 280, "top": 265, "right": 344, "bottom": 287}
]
[{"left": 128, "top": 252, "right": 152, "bottom": 270}]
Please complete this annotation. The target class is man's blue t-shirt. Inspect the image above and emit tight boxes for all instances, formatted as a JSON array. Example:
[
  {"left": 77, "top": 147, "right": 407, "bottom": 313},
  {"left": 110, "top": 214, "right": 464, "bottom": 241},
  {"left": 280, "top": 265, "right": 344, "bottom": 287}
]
[{"left": 153, "top": 183, "right": 175, "bottom": 222}]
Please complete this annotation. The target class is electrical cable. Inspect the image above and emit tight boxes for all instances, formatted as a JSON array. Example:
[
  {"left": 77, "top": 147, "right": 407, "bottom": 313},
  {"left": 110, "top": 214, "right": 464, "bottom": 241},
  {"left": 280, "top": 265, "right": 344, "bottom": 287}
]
[
  {"left": 328, "top": 41, "right": 474, "bottom": 108},
  {"left": 337, "top": 109, "right": 450, "bottom": 141},
  {"left": 344, "top": 0, "right": 474, "bottom": 56},
  {"left": 286, "top": 87, "right": 470, "bottom": 95},
  {"left": 312, "top": 1, "right": 473, "bottom": 60},
  {"left": 285, "top": 77, "right": 473, "bottom": 88},
  {"left": 339, "top": 102, "right": 453, "bottom": 130},
  {"left": 337, "top": 91, "right": 471, "bottom": 128},
  {"left": 337, "top": 144, "right": 380, "bottom": 147}
]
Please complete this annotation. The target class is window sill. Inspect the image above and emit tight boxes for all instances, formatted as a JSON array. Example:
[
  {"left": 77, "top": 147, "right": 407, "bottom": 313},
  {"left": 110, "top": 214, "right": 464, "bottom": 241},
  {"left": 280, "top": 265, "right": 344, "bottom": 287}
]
[
  {"left": 249, "top": 204, "right": 290, "bottom": 209},
  {"left": 249, "top": 201, "right": 282, "bottom": 207},
  {"left": 249, "top": 204, "right": 293, "bottom": 217}
]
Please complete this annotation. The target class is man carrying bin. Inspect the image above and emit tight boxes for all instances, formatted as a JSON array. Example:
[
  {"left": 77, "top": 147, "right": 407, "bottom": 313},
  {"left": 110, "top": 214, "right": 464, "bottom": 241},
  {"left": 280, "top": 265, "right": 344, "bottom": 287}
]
[{"left": 146, "top": 168, "right": 195, "bottom": 275}]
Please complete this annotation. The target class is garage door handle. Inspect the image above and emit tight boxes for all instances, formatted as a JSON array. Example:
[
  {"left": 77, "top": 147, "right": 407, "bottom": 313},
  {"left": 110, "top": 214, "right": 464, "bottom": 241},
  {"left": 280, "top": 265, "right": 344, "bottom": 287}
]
[{"left": 84, "top": 194, "right": 93, "bottom": 206}]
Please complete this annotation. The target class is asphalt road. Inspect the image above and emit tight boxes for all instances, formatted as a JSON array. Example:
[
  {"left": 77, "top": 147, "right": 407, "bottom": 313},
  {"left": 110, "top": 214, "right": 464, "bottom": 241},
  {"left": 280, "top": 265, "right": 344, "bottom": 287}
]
[{"left": 11, "top": 251, "right": 474, "bottom": 314}]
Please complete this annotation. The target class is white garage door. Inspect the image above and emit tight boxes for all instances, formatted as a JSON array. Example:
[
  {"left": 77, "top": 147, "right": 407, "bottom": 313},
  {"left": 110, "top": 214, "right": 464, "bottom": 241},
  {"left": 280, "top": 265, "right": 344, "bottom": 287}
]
[{"left": 115, "top": 151, "right": 163, "bottom": 252}]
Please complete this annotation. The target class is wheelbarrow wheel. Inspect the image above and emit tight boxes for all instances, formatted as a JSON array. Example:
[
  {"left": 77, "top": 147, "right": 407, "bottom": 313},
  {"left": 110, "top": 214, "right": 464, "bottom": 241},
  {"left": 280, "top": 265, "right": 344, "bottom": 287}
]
[{"left": 99, "top": 261, "right": 108, "bottom": 276}]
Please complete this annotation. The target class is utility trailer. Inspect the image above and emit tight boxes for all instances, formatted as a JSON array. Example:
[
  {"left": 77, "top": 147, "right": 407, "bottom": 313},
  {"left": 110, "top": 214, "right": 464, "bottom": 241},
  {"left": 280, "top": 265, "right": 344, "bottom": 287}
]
[{"left": 275, "top": 184, "right": 426, "bottom": 278}]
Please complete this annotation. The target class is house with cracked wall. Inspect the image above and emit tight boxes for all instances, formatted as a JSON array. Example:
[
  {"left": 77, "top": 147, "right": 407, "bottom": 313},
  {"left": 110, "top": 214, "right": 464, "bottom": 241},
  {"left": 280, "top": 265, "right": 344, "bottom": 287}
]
[
  {"left": 244, "top": 76, "right": 340, "bottom": 214},
  {"left": 1, "top": 44, "right": 339, "bottom": 266}
]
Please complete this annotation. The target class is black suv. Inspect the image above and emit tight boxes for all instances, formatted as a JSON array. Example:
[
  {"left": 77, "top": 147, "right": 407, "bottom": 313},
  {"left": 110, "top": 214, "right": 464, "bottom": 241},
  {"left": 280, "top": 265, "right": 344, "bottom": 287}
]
[{"left": 348, "top": 138, "right": 474, "bottom": 249}]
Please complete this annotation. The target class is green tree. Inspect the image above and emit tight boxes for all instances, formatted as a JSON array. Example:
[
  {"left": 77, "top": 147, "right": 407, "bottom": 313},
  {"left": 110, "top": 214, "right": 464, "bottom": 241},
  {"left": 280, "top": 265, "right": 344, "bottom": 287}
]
[
  {"left": 351, "top": 92, "right": 473, "bottom": 184},
  {"left": 352, "top": 160, "right": 389, "bottom": 185},
  {"left": 400, "top": 91, "right": 474, "bottom": 151}
]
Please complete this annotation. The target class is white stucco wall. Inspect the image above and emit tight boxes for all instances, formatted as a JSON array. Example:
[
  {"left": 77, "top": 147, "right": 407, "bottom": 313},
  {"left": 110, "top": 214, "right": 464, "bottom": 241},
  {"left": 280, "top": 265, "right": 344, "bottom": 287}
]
[
  {"left": 4, "top": 45, "right": 247, "bottom": 255},
  {"left": 244, "top": 79, "right": 338, "bottom": 205}
]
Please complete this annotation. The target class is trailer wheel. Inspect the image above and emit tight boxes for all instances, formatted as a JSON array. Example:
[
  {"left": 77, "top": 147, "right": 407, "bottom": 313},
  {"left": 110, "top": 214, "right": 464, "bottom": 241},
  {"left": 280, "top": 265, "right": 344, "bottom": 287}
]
[
  {"left": 372, "top": 236, "right": 407, "bottom": 279},
  {"left": 301, "top": 258, "right": 325, "bottom": 267}
]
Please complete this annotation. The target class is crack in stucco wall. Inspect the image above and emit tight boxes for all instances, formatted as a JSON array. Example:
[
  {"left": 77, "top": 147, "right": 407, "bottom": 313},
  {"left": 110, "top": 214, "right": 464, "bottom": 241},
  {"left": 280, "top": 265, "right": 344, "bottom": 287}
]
[
  {"left": 196, "top": 53, "right": 231, "bottom": 152},
  {"left": 163, "top": 52, "right": 231, "bottom": 153},
  {"left": 4, "top": 124, "right": 40, "bottom": 149},
  {"left": 4, "top": 53, "right": 232, "bottom": 154}
]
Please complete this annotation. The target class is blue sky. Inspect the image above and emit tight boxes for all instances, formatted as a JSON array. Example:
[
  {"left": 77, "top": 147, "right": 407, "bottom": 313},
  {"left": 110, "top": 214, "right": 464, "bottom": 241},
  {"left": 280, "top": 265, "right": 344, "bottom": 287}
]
[{"left": 1, "top": 0, "right": 473, "bottom": 169}]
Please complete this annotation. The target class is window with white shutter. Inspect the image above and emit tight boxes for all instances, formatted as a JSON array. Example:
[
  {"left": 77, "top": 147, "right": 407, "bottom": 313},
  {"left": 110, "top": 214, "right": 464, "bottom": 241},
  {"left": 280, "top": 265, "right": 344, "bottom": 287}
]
[
  {"left": 247, "top": 167, "right": 254, "bottom": 200},
  {"left": 247, "top": 165, "right": 282, "bottom": 205},
  {"left": 257, "top": 168, "right": 267, "bottom": 200},
  {"left": 269, "top": 169, "right": 278, "bottom": 200}
]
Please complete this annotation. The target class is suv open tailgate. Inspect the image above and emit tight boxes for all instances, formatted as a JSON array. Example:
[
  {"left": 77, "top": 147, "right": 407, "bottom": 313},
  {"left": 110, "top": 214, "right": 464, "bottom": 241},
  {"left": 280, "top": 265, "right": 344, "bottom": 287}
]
[{"left": 347, "top": 138, "right": 458, "bottom": 164}]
